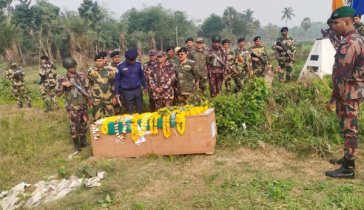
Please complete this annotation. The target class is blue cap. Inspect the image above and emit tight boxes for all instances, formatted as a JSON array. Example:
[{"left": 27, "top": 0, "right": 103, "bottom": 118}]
[{"left": 125, "top": 49, "right": 138, "bottom": 60}]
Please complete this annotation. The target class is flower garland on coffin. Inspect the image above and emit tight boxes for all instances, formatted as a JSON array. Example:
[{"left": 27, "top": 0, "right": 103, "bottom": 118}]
[{"left": 92, "top": 106, "right": 208, "bottom": 142}]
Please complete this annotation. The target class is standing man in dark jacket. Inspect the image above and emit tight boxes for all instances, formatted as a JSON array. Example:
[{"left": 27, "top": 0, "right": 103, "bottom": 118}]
[{"left": 115, "top": 49, "right": 147, "bottom": 114}]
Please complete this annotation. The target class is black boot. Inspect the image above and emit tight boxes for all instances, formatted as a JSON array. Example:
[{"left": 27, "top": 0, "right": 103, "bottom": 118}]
[
  {"left": 329, "top": 156, "right": 345, "bottom": 165},
  {"left": 80, "top": 136, "right": 90, "bottom": 148},
  {"left": 72, "top": 137, "right": 81, "bottom": 152},
  {"left": 18, "top": 103, "right": 23, "bottom": 109},
  {"left": 44, "top": 104, "right": 52, "bottom": 113},
  {"left": 27, "top": 103, "right": 32, "bottom": 108},
  {"left": 325, "top": 158, "right": 355, "bottom": 179}
]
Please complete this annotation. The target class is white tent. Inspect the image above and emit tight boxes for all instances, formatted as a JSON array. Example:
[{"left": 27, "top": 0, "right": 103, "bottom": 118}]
[{"left": 298, "top": 37, "right": 336, "bottom": 79}]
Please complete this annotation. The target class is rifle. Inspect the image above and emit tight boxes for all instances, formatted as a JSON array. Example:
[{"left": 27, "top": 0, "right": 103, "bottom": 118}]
[
  {"left": 38, "top": 64, "right": 56, "bottom": 85},
  {"left": 251, "top": 52, "right": 266, "bottom": 65},
  {"left": 276, "top": 41, "right": 293, "bottom": 62},
  {"left": 237, "top": 55, "right": 253, "bottom": 77},
  {"left": 210, "top": 51, "right": 237, "bottom": 76},
  {"left": 69, "top": 80, "right": 95, "bottom": 104},
  {"left": 12, "top": 70, "right": 23, "bottom": 77}
]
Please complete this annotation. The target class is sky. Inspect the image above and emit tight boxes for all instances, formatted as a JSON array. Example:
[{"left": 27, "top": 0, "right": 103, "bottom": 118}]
[{"left": 21, "top": 0, "right": 335, "bottom": 27}]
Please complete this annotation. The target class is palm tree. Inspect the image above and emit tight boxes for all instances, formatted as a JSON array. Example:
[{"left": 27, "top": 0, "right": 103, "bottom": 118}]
[
  {"left": 301, "top": 17, "right": 311, "bottom": 40},
  {"left": 241, "top": 9, "right": 255, "bottom": 23},
  {"left": 281, "top": 7, "right": 295, "bottom": 27},
  {"left": 222, "top": 7, "right": 238, "bottom": 39}
]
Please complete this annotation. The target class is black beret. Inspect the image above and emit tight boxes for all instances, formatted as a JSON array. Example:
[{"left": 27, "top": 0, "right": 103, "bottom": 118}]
[
  {"left": 165, "top": 47, "right": 174, "bottom": 52},
  {"left": 125, "top": 49, "right": 138, "bottom": 60},
  {"left": 327, "top": 18, "right": 333, "bottom": 24},
  {"left": 98, "top": 51, "right": 107, "bottom": 57},
  {"left": 40, "top": 55, "right": 49, "bottom": 60},
  {"left": 281, "top": 27, "right": 288, "bottom": 32},
  {"left": 110, "top": 51, "right": 120, "bottom": 58},
  {"left": 94, "top": 54, "right": 104, "bottom": 61},
  {"left": 177, "top": 47, "right": 188, "bottom": 54},
  {"left": 238, "top": 38, "right": 245, "bottom": 43},
  {"left": 221, "top": 39, "right": 230, "bottom": 45},
  {"left": 253, "top": 36, "right": 261, "bottom": 42},
  {"left": 354, "top": 14, "right": 362, "bottom": 18},
  {"left": 185, "top": 38, "right": 193, "bottom": 43}
]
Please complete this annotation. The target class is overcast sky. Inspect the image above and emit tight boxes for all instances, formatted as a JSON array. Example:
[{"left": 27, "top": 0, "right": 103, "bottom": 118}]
[{"left": 23, "top": 0, "right": 334, "bottom": 27}]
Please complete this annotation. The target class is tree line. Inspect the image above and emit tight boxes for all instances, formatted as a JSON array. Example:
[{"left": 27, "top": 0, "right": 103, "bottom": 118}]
[{"left": 0, "top": 0, "right": 329, "bottom": 70}]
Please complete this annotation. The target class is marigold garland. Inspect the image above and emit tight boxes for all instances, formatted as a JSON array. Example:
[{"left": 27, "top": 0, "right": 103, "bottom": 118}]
[
  {"left": 131, "top": 114, "right": 140, "bottom": 141},
  {"left": 176, "top": 111, "right": 186, "bottom": 134}
]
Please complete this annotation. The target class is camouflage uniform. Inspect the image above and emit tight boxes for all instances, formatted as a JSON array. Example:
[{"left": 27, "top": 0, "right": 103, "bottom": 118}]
[
  {"left": 166, "top": 56, "right": 179, "bottom": 67},
  {"left": 207, "top": 45, "right": 227, "bottom": 98},
  {"left": 272, "top": 36, "right": 297, "bottom": 81},
  {"left": 322, "top": 27, "right": 341, "bottom": 50},
  {"left": 356, "top": 22, "right": 364, "bottom": 37},
  {"left": 175, "top": 60, "right": 199, "bottom": 106},
  {"left": 110, "top": 63, "right": 124, "bottom": 115},
  {"left": 250, "top": 45, "right": 268, "bottom": 77},
  {"left": 234, "top": 48, "right": 252, "bottom": 93},
  {"left": 143, "top": 61, "right": 156, "bottom": 112},
  {"left": 147, "top": 62, "right": 176, "bottom": 110},
  {"left": 39, "top": 61, "right": 58, "bottom": 107},
  {"left": 224, "top": 49, "right": 236, "bottom": 92},
  {"left": 190, "top": 48, "right": 209, "bottom": 93},
  {"left": 5, "top": 66, "right": 31, "bottom": 106},
  {"left": 55, "top": 73, "right": 91, "bottom": 138},
  {"left": 87, "top": 66, "right": 115, "bottom": 121},
  {"left": 330, "top": 30, "right": 364, "bottom": 160}
]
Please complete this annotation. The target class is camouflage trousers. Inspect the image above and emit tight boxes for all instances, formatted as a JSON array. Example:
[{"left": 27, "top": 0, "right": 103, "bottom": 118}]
[
  {"left": 224, "top": 73, "right": 232, "bottom": 92},
  {"left": 154, "top": 99, "right": 173, "bottom": 110},
  {"left": 253, "top": 66, "right": 265, "bottom": 78},
  {"left": 209, "top": 73, "right": 224, "bottom": 98},
  {"left": 11, "top": 85, "right": 31, "bottom": 105},
  {"left": 92, "top": 101, "right": 114, "bottom": 122},
  {"left": 336, "top": 99, "right": 363, "bottom": 160},
  {"left": 198, "top": 75, "right": 208, "bottom": 93},
  {"left": 40, "top": 85, "right": 57, "bottom": 106},
  {"left": 67, "top": 109, "right": 89, "bottom": 138},
  {"left": 148, "top": 91, "right": 156, "bottom": 112},
  {"left": 176, "top": 94, "right": 192, "bottom": 107},
  {"left": 278, "top": 61, "right": 293, "bottom": 82},
  {"left": 232, "top": 71, "right": 248, "bottom": 93}
]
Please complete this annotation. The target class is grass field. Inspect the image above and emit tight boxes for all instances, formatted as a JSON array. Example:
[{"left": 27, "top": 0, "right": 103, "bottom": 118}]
[{"left": 2, "top": 44, "right": 364, "bottom": 209}]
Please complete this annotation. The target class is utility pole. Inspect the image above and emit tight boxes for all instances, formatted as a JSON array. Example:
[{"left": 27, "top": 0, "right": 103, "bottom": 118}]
[{"left": 176, "top": 27, "right": 178, "bottom": 47}]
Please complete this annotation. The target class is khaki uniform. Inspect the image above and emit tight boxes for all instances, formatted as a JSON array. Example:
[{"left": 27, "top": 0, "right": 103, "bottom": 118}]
[
  {"left": 39, "top": 61, "right": 58, "bottom": 106},
  {"left": 249, "top": 45, "right": 268, "bottom": 77},
  {"left": 234, "top": 48, "right": 252, "bottom": 93},
  {"left": 5, "top": 67, "right": 31, "bottom": 105}
]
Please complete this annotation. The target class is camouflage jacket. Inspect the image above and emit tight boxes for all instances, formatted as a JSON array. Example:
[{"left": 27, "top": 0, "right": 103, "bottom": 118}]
[
  {"left": 55, "top": 73, "right": 91, "bottom": 111},
  {"left": 330, "top": 30, "right": 364, "bottom": 103},
  {"left": 272, "top": 36, "right": 297, "bottom": 62},
  {"left": 39, "top": 61, "right": 57, "bottom": 87},
  {"left": 5, "top": 67, "right": 25, "bottom": 86},
  {"left": 143, "top": 61, "right": 154, "bottom": 90},
  {"left": 249, "top": 45, "right": 268, "bottom": 70},
  {"left": 87, "top": 66, "right": 115, "bottom": 103},
  {"left": 207, "top": 45, "right": 228, "bottom": 73},
  {"left": 322, "top": 28, "right": 341, "bottom": 50},
  {"left": 147, "top": 62, "right": 176, "bottom": 100},
  {"left": 356, "top": 22, "right": 364, "bottom": 37},
  {"left": 175, "top": 59, "right": 199, "bottom": 95},
  {"left": 190, "top": 48, "right": 209, "bottom": 76},
  {"left": 234, "top": 48, "right": 252, "bottom": 76},
  {"left": 226, "top": 49, "right": 236, "bottom": 74},
  {"left": 166, "top": 56, "right": 179, "bottom": 67}
]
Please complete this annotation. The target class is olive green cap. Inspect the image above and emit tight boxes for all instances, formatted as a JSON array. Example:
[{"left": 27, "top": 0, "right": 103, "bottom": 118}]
[
  {"left": 331, "top": 6, "right": 356, "bottom": 20},
  {"left": 63, "top": 57, "right": 78, "bottom": 69}
]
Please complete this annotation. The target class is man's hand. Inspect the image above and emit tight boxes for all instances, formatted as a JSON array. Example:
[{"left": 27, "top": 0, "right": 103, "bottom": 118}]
[
  {"left": 326, "top": 101, "right": 336, "bottom": 112},
  {"left": 233, "top": 70, "right": 240, "bottom": 75},
  {"left": 87, "top": 99, "right": 93, "bottom": 107},
  {"left": 278, "top": 46, "right": 283, "bottom": 51},
  {"left": 252, "top": 58, "right": 260, "bottom": 62},
  {"left": 209, "top": 54, "right": 213, "bottom": 58},
  {"left": 143, "top": 89, "right": 147, "bottom": 95},
  {"left": 155, "top": 88, "right": 162, "bottom": 94},
  {"left": 62, "top": 82, "right": 72, "bottom": 87}
]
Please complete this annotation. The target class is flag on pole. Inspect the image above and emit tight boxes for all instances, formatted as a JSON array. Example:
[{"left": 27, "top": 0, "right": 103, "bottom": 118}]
[
  {"left": 332, "top": 0, "right": 345, "bottom": 12},
  {"left": 352, "top": 0, "right": 364, "bottom": 15}
]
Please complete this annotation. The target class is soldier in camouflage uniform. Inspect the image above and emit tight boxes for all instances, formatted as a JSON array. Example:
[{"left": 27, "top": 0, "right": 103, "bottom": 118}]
[
  {"left": 87, "top": 54, "right": 115, "bottom": 122},
  {"left": 110, "top": 51, "right": 124, "bottom": 115},
  {"left": 354, "top": 15, "right": 364, "bottom": 37},
  {"left": 234, "top": 38, "right": 253, "bottom": 93},
  {"left": 207, "top": 35, "right": 228, "bottom": 98},
  {"left": 326, "top": 6, "right": 364, "bottom": 179},
  {"left": 39, "top": 55, "right": 58, "bottom": 112},
  {"left": 272, "top": 27, "right": 296, "bottom": 82},
  {"left": 4, "top": 60, "right": 32, "bottom": 109},
  {"left": 190, "top": 38, "right": 209, "bottom": 95},
  {"left": 143, "top": 50, "right": 157, "bottom": 112},
  {"left": 99, "top": 51, "right": 111, "bottom": 68},
  {"left": 250, "top": 36, "right": 268, "bottom": 77},
  {"left": 175, "top": 47, "right": 199, "bottom": 106},
  {"left": 166, "top": 47, "right": 179, "bottom": 66},
  {"left": 222, "top": 39, "right": 236, "bottom": 92},
  {"left": 147, "top": 51, "right": 176, "bottom": 109},
  {"left": 55, "top": 58, "right": 92, "bottom": 152},
  {"left": 321, "top": 18, "right": 341, "bottom": 50}
]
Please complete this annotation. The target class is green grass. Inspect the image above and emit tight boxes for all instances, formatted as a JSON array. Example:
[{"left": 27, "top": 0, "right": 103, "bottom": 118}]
[{"left": 2, "top": 46, "right": 364, "bottom": 209}]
